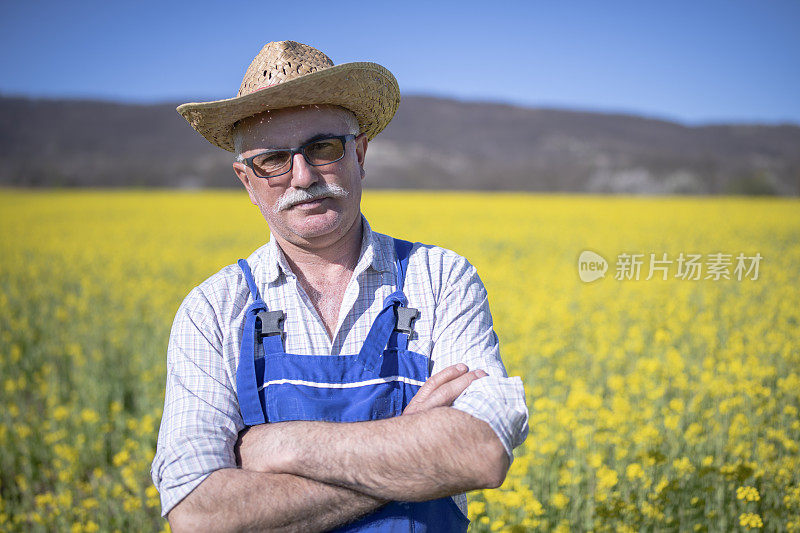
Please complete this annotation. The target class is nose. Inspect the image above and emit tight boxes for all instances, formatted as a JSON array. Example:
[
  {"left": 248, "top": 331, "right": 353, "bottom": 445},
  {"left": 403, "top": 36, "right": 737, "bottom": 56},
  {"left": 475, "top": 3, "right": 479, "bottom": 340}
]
[{"left": 288, "top": 152, "right": 319, "bottom": 189}]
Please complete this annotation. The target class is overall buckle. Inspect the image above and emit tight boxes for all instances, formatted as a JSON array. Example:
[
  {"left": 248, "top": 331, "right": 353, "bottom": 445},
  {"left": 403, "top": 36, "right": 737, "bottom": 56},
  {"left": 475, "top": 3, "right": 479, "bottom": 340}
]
[
  {"left": 256, "top": 310, "right": 285, "bottom": 340},
  {"left": 395, "top": 307, "right": 420, "bottom": 335}
]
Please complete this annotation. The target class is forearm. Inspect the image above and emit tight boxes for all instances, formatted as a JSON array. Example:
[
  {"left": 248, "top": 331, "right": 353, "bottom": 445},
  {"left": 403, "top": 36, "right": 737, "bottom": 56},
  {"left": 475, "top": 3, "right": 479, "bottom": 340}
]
[
  {"left": 253, "top": 406, "right": 508, "bottom": 501},
  {"left": 168, "top": 468, "right": 387, "bottom": 533}
]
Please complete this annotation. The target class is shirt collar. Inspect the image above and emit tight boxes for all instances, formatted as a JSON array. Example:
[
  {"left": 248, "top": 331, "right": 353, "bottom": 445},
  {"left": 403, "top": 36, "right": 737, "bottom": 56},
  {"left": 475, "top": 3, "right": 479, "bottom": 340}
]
[
  {"left": 359, "top": 216, "right": 394, "bottom": 275},
  {"left": 261, "top": 215, "right": 392, "bottom": 284}
]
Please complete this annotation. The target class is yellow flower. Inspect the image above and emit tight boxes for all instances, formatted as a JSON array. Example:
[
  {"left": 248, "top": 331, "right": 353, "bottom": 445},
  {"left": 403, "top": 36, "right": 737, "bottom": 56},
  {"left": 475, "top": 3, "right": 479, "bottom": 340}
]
[
  {"left": 53, "top": 405, "right": 70, "bottom": 421},
  {"left": 551, "top": 493, "right": 569, "bottom": 509},
  {"left": 57, "top": 491, "right": 73, "bottom": 508},
  {"left": 739, "top": 512, "right": 763, "bottom": 529},
  {"left": 82, "top": 498, "right": 99, "bottom": 510},
  {"left": 80, "top": 408, "right": 100, "bottom": 424},
  {"left": 737, "top": 486, "right": 761, "bottom": 502},
  {"left": 490, "top": 520, "right": 506, "bottom": 531},
  {"left": 588, "top": 452, "right": 603, "bottom": 469},
  {"left": 112, "top": 450, "right": 130, "bottom": 467},
  {"left": 625, "top": 462, "right": 644, "bottom": 481},
  {"left": 672, "top": 457, "right": 694, "bottom": 477},
  {"left": 596, "top": 465, "right": 619, "bottom": 492},
  {"left": 14, "top": 423, "right": 31, "bottom": 439}
]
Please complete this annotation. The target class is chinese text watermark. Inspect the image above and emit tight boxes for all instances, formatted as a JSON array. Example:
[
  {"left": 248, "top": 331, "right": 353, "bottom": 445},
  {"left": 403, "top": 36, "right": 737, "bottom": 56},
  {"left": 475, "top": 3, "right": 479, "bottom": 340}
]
[{"left": 578, "top": 251, "right": 762, "bottom": 282}]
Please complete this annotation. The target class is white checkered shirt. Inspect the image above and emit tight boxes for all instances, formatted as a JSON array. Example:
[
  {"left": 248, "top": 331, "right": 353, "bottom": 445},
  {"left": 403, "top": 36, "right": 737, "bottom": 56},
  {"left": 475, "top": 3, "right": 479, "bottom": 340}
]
[{"left": 151, "top": 216, "right": 529, "bottom": 519}]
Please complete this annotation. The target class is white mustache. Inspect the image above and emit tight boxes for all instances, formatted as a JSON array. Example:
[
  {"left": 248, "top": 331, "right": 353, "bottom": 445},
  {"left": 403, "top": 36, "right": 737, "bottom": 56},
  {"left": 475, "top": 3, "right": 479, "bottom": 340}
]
[{"left": 274, "top": 182, "right": 349, "bottom": 212}]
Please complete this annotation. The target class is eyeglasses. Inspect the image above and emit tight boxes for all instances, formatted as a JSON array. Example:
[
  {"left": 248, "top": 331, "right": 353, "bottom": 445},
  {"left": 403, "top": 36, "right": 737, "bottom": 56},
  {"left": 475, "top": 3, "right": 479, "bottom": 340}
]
[{"left": 241, "top": 134, "right": 356, "bottom": 179}]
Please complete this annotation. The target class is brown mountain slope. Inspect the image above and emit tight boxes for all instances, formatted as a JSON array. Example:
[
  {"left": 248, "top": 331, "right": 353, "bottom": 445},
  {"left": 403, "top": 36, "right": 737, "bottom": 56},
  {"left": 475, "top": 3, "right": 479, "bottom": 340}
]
[{"left": 1, "top": 95, "right": 797, "bottom": 194}]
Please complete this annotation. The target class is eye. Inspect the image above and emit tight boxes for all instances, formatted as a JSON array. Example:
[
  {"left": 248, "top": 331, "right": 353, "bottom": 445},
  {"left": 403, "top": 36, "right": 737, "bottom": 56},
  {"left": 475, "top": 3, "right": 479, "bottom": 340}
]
[
  {"left": 308, "top": 140, "right": 336, "bottom": 151},
  {"left": 305, "top": 139, "right": 343, "bottom": 163},
  {"left": 252, "top": 151, "right": 290, "bottom": 171}
]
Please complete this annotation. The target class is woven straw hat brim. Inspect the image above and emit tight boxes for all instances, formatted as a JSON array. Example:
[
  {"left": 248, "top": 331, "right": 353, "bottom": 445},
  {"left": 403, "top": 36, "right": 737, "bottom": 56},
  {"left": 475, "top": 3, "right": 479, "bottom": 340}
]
[{"left": 177, "top": 62, "right": 400, "bottom": 153}]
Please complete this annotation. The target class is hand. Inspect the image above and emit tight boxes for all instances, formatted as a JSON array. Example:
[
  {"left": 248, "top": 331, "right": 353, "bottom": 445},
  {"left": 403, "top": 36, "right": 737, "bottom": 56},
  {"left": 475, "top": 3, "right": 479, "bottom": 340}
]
[{"left": 402, "top": 364, "right": 487, "bottom": 416}]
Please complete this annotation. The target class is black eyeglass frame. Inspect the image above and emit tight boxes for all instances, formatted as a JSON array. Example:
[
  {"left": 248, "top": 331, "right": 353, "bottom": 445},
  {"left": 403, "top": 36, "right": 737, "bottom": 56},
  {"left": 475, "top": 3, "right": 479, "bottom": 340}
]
[{"left": 241, "top": 134, "right": 357, "bottom": 179}]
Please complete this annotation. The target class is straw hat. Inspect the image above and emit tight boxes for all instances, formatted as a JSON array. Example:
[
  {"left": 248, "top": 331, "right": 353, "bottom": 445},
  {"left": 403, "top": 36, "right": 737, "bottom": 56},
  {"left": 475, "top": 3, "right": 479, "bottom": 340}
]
[{"left": 177, "top": 41, "right": 401, "bottom": 152}]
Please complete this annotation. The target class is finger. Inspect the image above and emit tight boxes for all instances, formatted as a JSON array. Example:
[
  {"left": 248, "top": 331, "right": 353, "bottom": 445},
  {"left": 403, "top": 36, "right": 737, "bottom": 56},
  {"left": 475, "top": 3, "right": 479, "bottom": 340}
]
[
  {"left": 426, "top": 369, "right": 487, "bottom": 408},
  {"left": 411, "top": 363, "right": 470, "bottom": 405},
  {"left": 427, "top": 363, "right": 470, "bottom": 388},
  {"left": 426, "top": 370, "right": 482, "bottom": 407}
]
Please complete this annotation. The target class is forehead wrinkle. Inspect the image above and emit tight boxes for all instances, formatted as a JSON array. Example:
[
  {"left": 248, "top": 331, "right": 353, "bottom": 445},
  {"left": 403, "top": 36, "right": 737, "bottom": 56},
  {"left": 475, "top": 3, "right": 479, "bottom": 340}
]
[
  {"left": 238, "top": 106, "right": 353, "bottom": 153},
  {"left": 257, "top": 132, "right": 345, "bottom": 153}
]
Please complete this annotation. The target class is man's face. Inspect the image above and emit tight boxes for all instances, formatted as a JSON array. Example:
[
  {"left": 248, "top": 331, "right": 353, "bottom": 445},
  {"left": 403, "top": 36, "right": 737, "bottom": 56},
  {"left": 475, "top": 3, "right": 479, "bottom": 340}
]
[{"left": 232, "top": 105, "right": 367, "bottom": 249}]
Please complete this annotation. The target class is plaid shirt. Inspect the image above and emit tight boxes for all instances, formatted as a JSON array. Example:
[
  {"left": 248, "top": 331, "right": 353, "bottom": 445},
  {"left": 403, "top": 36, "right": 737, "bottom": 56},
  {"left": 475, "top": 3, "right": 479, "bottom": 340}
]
[{"left": 151, "top": 216, "right": 529, "bottom": 519}]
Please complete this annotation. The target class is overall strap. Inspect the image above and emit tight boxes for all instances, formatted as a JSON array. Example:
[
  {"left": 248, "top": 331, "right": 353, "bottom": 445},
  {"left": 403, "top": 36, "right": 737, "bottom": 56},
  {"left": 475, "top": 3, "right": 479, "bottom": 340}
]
[
  {"left": 237, "top": 259, "right": 285, "bottom": 354},
  {"left": 357, "top": 290, "right": 408, "bottom": 373},
  {"left": 357, "top": 239, "right": 419, "bottom": 370},
  {"left": 236, "top": 258, "right": 283, "bottom": 425},
  {"left": 238, "top": 259, "right": 262, "bottom": 301},
  {"left": 393, "top": 239, "right": 413, "bottom": 292},
  {"left": 389, "top": 238, "right": 415, "bottom": 351}
]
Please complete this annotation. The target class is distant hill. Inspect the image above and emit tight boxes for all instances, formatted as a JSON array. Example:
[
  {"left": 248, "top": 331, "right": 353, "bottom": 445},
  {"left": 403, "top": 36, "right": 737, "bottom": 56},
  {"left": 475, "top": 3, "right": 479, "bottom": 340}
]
[{"left": 1, "top": 95, "right": 798, "bottom": 194}]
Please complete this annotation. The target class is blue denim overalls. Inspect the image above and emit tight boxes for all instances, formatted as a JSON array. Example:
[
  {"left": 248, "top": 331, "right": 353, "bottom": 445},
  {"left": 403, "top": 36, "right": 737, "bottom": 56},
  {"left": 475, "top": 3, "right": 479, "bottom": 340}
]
[{"left": 235, "top": 239, "right": 469, "bottom": 532}]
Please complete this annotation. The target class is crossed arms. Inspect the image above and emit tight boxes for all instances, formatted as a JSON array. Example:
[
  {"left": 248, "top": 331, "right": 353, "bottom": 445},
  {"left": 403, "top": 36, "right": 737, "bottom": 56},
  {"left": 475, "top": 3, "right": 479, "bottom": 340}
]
[
  {"left": 153, "top": 254, "right": 529, "bottom": 532},
  {"left": 167, "top": 365, "right": 509, "bottom": 532}
]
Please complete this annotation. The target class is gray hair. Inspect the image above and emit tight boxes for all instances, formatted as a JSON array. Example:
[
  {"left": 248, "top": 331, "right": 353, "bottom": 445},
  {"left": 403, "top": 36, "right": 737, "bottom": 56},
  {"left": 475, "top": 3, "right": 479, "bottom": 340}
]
[{"left": 234, "top": 106, "right": 360, "bottom": 162}]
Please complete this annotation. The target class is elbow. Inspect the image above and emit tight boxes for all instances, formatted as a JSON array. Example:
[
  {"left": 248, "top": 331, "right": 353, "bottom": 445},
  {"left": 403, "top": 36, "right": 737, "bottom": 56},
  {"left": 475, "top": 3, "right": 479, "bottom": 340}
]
[
  {"left": 168, "top": 502, "right": 211, "bottom": 533},
  {"left": 478, "top": 435, "right": 510, "bottom": 489},
  {"left": 167, "top": 505, "right": 193, "bottom": 533}
]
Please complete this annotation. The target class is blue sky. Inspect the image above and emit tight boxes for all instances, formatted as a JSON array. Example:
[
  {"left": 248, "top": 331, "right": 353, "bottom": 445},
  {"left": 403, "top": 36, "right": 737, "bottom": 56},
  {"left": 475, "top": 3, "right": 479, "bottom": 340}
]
[{"left": 1, "top": 0, "right": 798, "bottom": 124}]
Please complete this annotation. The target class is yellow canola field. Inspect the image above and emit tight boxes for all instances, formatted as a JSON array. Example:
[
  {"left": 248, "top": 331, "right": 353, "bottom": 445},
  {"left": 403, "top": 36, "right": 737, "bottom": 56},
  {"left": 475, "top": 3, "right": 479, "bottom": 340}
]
[{"left": 0, "top": 190, "right": 799, "bottom": 532}]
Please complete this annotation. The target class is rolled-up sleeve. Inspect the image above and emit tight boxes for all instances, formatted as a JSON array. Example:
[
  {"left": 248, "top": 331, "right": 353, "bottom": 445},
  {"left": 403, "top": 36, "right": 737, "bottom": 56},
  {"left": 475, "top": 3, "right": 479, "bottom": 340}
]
[
  {"left": 431, "top": 255, "right": 529, "bottom": 463},
  {"left": 151, "top": 287, "right": 244, "bottom": 517}
]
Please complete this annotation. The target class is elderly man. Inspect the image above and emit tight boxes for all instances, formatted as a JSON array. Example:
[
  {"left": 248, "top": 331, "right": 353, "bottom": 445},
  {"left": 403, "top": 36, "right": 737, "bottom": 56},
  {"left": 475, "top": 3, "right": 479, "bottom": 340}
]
[{"left": 151, "top": 41, "right": 528, "bottom": 532}]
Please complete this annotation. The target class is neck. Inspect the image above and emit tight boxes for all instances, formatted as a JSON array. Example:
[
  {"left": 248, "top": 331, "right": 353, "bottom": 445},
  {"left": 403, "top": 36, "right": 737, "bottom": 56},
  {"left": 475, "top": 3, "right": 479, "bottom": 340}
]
[{"left": 273, "top": 216, "right": 364, "bottom": 279}]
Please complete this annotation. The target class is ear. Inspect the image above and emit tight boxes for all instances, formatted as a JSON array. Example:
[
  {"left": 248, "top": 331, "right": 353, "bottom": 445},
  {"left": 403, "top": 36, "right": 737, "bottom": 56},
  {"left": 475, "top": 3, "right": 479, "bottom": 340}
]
[
  {"left": 355, "top": 133, "right": 368, "bottom": 180},
  {"left": 233, "top": 162, "right": 259, "bottom": 206}
]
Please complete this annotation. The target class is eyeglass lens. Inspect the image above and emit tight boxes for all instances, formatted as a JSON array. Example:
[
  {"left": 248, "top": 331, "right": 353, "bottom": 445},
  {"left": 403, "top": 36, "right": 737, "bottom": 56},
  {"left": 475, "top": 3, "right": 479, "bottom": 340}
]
[{"left": 251, "top": 138, "right": 345, "bottom": 177}]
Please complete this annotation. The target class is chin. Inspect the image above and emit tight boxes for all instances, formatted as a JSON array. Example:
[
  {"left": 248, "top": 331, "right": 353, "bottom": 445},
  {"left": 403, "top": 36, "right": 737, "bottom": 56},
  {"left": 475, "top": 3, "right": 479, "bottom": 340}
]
[{"left": 288, "top": 211, "right": 346, "bottom": 240}]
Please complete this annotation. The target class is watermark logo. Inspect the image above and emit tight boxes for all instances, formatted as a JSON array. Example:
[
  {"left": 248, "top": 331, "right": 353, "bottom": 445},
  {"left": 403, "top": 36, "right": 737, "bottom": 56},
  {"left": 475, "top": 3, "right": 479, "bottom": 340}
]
[
  {"left": 578, "top": 250, "right": 609, "bottom": 282},
  {"left": 578, "top": 251, "right": 762, "bottom": 282}
]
